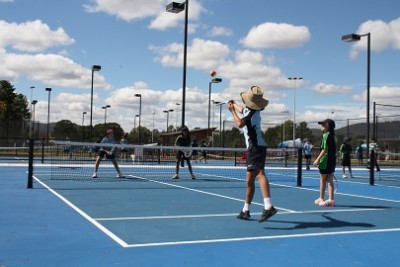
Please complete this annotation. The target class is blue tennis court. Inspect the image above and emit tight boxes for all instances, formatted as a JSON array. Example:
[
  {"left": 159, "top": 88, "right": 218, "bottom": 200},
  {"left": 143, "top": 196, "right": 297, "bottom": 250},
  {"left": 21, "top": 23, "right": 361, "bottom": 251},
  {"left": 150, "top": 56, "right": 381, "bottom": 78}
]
[{"left": 1, "top": 163, "right": 400, "bottom": 266}]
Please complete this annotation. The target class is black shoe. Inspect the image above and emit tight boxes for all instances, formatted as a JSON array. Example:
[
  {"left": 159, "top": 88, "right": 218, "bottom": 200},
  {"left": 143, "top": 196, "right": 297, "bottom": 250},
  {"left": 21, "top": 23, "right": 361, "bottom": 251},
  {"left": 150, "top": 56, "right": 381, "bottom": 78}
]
[
  {"left": 258, "top": 206, "right": 277, "bottom": 222},
  {"left": 237, "top": 210, "right": 251, "bottom": 220}
]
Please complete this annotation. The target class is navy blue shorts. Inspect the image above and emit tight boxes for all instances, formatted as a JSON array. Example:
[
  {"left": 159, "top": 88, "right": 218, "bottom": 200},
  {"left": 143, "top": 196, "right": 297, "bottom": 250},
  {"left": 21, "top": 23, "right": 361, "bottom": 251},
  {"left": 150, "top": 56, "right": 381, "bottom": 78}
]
[
  {"left": 246, "top": 145, "right": 266, "bottom": 172},
  {"left": 98, "top": 149, "right": 114, "bottom": 159}
]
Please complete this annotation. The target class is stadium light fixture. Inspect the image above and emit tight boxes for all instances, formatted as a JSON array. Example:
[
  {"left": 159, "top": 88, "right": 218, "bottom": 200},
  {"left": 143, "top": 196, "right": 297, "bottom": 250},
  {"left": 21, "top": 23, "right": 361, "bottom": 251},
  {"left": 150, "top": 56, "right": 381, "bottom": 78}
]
[
  {"left": 166, "top": 1, "right": 188, "bottom": 128},
  {"left": 90, "top": 64, "right": 101, "bottom": 141},
  {"left": 135, "top": 94, "right": 142, "bottom": 144},
  {"left": 288, "top": 77, "right": 302, "bottom": 146},
  {"left": 342, "top": 32, "right": 371, "bottom": 174},
  {"left": 208, "top": 77, "right": 222, "bottom": 137},
  {"left": 45, "top": 88, "right": 52, "bottom": 143},
  {"left": 31, "top": 100, "right": 38, "bottom": 138},
  {"left": 163, "top": 109, "right": 174, "bottom": 132},
  {"left": 102, "top": 105, "right": 111, "bottom": 124}
]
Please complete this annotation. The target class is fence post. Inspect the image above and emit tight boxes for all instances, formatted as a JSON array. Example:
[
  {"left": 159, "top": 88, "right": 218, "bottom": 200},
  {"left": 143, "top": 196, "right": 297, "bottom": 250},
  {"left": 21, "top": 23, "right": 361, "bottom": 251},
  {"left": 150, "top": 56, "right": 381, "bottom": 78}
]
[
  {"left": 297, "top": 147, "right": 302, "bottom": 186},
  {"left": 27, "top": 138, "right": 34, "bottom": 189}
]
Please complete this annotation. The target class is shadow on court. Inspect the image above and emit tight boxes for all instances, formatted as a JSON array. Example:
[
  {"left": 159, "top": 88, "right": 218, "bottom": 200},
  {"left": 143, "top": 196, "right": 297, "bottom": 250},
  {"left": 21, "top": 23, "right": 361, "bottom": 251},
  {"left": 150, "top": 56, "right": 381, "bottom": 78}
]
[{"left": 264, "top": 213, "right": 375, "bottom": 230}]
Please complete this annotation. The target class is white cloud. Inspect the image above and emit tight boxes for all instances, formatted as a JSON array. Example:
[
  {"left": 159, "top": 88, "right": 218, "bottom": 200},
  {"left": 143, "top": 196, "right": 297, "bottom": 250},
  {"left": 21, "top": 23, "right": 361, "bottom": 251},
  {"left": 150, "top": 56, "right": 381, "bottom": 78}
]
[
  {"left": 83, "top": 0, "right": 164, "bottom": 21},
  {"left": 313, "top": 82, "right": 352, "bottom": 94},
  {"left": 208, "top": 26, "right": 233, "bottom": 37},
  {"left": 150, "top": 38, "right": 230, "bottom": 70},
  {"left": 1, "top": 52, "right": 108, "bottom": 89},
  {"left": 240, "top": 22, "right": 311, "bottom": 49},
  {"left": 0, "top": 20, "right": 75, "bottom": 52},
  {"left": 349, "top": 17, "right": 400, "bottom": 59}
]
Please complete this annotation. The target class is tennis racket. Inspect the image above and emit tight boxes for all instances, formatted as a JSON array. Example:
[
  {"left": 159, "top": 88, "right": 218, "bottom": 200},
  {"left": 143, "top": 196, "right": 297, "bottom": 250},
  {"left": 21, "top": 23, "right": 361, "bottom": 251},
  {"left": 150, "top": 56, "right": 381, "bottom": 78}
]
[{"left": 182, "top": 149, "right": 193, "bottom": 158}]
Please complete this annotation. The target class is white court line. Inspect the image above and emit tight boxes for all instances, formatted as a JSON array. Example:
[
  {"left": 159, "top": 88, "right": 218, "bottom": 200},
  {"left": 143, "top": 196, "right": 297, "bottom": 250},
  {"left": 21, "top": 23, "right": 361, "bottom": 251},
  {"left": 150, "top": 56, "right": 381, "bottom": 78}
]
[
  {"left": 271, "top": 180, "right": 400, "bottom": 203},
  {"left": 33, "top": 173, "right": 399, "bottom": 249},
  {"left": 32, "top": 176, "right": 129, "bottom": 248},
  {"left": 123, "top": 228, "right": 400, "bottom": 248},
  {"left": 126, "top": 174, "right": 296, "bottom": 213},
  {"left": 94, "top": 207, "right": 384, "bottom": 221}
]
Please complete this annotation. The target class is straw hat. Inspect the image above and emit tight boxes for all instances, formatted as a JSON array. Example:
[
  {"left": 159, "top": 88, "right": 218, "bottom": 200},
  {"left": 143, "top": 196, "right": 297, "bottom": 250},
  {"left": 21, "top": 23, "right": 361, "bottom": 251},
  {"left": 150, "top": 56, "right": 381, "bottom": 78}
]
[{"left": 240, "top": 86, "right": 269, "bottom": 110}]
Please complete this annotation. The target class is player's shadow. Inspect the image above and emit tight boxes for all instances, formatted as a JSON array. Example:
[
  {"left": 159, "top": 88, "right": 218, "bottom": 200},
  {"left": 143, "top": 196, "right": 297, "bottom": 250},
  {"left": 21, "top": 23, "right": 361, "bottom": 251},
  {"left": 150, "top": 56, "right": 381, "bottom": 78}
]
[{"left": 264, "top": 213, "right": 375, "bottom": 230}]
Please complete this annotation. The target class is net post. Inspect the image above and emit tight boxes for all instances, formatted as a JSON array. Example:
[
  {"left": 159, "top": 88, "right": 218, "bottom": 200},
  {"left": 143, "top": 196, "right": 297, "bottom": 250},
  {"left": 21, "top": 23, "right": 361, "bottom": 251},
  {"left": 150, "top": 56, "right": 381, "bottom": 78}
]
[
  {"left": 27, "top": 138, "right": 34, "bottom": 189},
  {"left": 297, "top": 147, "right": 302, "bottom": 186},
  {"left": 369, "top": 150, "right": 375, "bottom": 185}
]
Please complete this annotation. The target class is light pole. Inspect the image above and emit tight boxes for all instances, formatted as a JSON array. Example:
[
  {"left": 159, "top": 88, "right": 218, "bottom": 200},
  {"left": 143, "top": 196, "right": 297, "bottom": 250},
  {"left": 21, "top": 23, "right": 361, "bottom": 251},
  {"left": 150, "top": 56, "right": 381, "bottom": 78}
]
[
  {"left": 134, "top": 114, "right": 139, "bottom": 144},
  {"left": 135, "top": 94, "right": 142, "bottom": 144},
  {"left": 166, "top": 1, "right": 188, "bottom": 128},
  {"left": 45, "top": 88, "right": 52, "bottom": 143},
  {"left": 208, "top": 78, "right": 222, "bottom": 136},
  {"left": 216, "top": 102, "right": 226, "bottom": 147},
  {"left": 152, "top": 111, "right": 156, "bottom": 143},
  {"left": 31, "top": 100, "right": 38, "bottom": 139},
  {"left": 82, "top": 112, "right": 87, "bottom": 141},
  {"left": 29, "top": 86, "right": 35, "bottom": 138},
  {"left": 288, "top": 77, "right": 302, "bottom": 146},
  {"left": 163, "top": 109, "right": 174, "bottom": 132},
  {"left": 102, "top": 105, "right": 111, "bottom": 124},
  {"left": 90, "top": 64, "right": 101, "bottom": 141},
  {"left": 342, "top": 33, "right": 371, "bottom": 159}
]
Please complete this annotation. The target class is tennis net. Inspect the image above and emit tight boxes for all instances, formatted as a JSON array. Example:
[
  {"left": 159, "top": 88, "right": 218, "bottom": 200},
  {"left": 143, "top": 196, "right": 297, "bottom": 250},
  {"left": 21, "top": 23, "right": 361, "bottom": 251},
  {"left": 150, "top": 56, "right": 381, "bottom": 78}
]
[
  {"left": 375, "top": 151, "right": 400, "bottom": 182},
  {"left": 46, "top": 141, "right": 301, "bottom": 184}
]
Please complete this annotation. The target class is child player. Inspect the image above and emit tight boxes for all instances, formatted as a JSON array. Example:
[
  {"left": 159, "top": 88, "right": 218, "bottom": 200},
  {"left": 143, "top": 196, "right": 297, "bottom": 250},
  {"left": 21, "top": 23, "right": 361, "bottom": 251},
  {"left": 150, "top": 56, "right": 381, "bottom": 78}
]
[
  {"left": 172, "top": 126, "right": 195, "bottom": 180},
  {"left": 313, "top": 119, "right": 336, "bottom": 207},
  {"left": 228, "top": 85, "right": 277, "bottom": 222}
]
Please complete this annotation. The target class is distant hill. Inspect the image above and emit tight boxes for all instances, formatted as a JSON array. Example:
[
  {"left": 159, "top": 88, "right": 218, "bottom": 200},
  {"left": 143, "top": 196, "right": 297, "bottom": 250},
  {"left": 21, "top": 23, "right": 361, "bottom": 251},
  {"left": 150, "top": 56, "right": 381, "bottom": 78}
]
[{"left": 311, "top": 120, "right": 400, "bottom": 143}]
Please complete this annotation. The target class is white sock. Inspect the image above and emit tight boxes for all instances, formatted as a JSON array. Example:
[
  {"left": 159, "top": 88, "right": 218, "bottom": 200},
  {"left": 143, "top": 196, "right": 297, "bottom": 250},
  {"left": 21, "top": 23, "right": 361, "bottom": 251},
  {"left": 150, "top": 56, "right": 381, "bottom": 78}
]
[
  {"left": 242, "top": 202, "right": 250, "bottom": 212},
  {"left": 264, "top": 198, "right": 272, "bottom": 210}
]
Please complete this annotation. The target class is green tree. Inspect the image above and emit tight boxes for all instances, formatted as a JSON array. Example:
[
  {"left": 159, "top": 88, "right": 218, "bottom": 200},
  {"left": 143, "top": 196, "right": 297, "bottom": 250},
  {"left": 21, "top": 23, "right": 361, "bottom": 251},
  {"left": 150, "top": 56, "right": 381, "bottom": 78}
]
[
  {"left": 0, "top": 80, "right": 30, "bottom": 138},
  {"left": 92, "top": 123, "right": 124, "bottom": 142},
  {"left": 53, "top": 120, "right": 80, "bottom": 141}
]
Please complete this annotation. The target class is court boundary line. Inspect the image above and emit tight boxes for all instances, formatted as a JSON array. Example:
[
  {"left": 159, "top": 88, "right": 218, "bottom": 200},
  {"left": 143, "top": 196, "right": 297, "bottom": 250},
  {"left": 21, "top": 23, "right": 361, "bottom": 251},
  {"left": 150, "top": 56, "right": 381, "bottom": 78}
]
[
  {"left": 126, "top": 174, "right": 296, "bottom": 213},
  {"left": 32, "top": 173, "right": 399, "bottom": 249},
  {"left": 273, "top": 180, "right": 400, "bottom": 203},
  {"left": 122, "top": 228, "right": 400, "bottom": 248},
  {"left": 32, "top": 175, "right": 129, "bottom": 247},
  {"left": 94, "top": 207, "right": 384, "bottom": 221}
]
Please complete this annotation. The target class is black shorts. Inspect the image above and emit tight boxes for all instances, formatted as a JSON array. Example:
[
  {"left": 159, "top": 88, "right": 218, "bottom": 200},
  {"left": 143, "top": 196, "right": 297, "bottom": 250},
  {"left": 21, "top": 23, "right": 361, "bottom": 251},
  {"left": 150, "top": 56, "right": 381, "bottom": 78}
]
[
  {"left": 246, "top": 145, "right": 266, "bottom": 172},
  {"left": 98, "top": 149, "right": 114, "bottom": 159},
  {"left": 176, "top": 150, "right": 190, "bottom": 160},
  {"left": 341, "top": 156, "right": 351, "bottom": 167},
  {"left": 304, "top": 154, "right": 311, "bottom": 159},
  {"left": 319, "top": 167, "right": 335, "bottom": 175}
]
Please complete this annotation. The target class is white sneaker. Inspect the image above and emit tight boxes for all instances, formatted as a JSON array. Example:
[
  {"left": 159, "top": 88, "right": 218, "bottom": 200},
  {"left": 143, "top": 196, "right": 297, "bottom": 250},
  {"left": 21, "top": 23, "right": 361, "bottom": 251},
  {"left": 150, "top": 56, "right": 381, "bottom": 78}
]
[
  {"left": 117, "top": 173, "right": 125, "bottom": 178},
  {"left": 342, "top": 174, "right": 347, "bottom": 178},
  {"left": 314, "top": 198, "right": 324, "bottom": 205},
  {"left": 172, "top": 174, "right": 179, "bottom": 179},
  {"left": 319, "top": 199, "right": 335, "bottom": 207},
  {"left": 92, "top": 173, "right": 97, "bottom": 178}
]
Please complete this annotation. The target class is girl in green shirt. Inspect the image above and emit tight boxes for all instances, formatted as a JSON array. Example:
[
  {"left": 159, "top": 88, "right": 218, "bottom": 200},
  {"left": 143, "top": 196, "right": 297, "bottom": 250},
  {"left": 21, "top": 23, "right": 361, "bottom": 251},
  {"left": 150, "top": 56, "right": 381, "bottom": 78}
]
[{"left": 313, "top": 119, "right": 336, "bottom": 207}]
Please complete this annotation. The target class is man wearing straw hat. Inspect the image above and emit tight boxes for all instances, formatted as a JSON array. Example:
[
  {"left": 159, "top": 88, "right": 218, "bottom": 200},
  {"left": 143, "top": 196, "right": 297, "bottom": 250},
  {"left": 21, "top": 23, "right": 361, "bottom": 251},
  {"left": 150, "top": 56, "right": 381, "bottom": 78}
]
[{"left": 228, "top": 86, "right": 277, "bottom": 222}]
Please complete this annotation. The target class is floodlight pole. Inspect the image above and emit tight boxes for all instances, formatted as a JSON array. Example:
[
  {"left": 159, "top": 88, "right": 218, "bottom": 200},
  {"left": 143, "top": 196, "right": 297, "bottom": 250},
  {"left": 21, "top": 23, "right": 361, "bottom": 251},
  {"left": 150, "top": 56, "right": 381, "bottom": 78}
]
[
  {"left": 135, "top": 94, "right": 142, "bottom": 144},
  {"left": 166, "top": 1, "right": 188, "bottom": 129},
  {"left": 29, "top": 86, "right": 35, "bottom": 138},
  {"left": 45, "top": 88, "right": 52, "bottom": 143},
  {"left": 288, "top": 77, "right": 302, "bottom": 147},
  {"left": 342, "top": 32, "right": 371, "bottom": 184},
  {"left": 208, "top": 78, "right": 222, "bottom": 137},
  {"left": 90, "top": 65, "right": 101, "bottom": 141}
]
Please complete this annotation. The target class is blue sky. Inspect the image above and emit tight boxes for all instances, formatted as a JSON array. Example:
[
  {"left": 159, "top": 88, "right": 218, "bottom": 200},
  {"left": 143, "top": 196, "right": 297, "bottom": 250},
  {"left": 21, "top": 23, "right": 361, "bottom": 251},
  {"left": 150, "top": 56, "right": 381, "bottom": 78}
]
[{"left": 1, "top": 0, "right": 400, "bottom": 134}]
